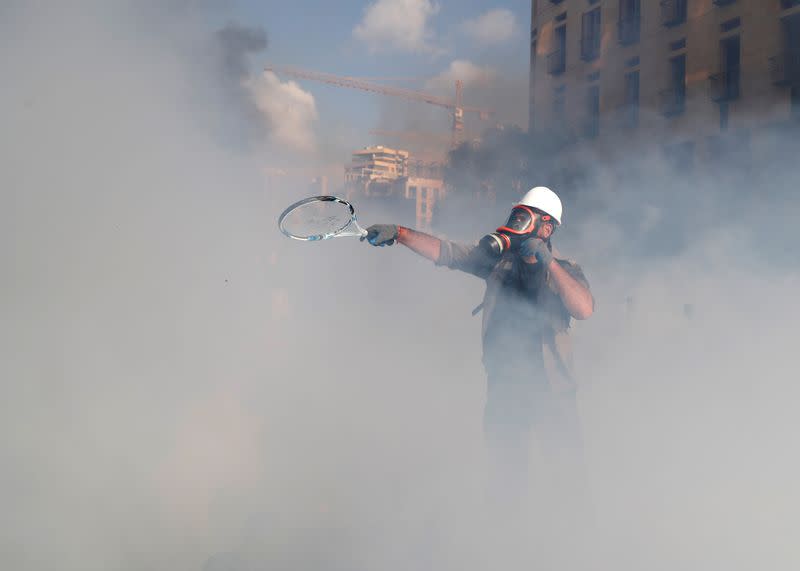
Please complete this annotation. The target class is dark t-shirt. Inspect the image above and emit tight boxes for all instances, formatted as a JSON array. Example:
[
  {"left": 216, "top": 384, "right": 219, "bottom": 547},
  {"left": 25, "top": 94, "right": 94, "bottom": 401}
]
[
  {"left": 482, "top": 254, "right": 548, "bottom": 381},
  {"left": 436, "top": 239, "right": 591, "bottom": 391}
]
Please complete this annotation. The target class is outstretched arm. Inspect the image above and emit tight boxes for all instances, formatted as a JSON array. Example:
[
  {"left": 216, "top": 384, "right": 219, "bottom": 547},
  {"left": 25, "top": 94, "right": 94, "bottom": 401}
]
[
  {"left": 363, "top": 224, "right": 493, "bottom": 279},
  {"left": 397, "top": 227, "right": 441, "bottom": 262},
  {"left": 362, "top": 224, "right": 441, "bottom": 262}
]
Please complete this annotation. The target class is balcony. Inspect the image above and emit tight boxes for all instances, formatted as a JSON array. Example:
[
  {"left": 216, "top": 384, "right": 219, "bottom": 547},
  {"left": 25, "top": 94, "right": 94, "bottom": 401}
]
[
  {"left": 709, "top": 69, "right": 740, "bottom": 102},
  {"left": 618, "top": 17, "right": 641, "bottom": 46},
  {"left": 547, "top": 49, "right": 566, "bottom": 75},
  {"left": 660, "top": 0, "right": 687, "bottom": 27},
  {"left": 659, "top": 87, "right": 686, "bottom": 117},
  {"left": 769, "top": 52, "right": 800, "bottom": 86}
]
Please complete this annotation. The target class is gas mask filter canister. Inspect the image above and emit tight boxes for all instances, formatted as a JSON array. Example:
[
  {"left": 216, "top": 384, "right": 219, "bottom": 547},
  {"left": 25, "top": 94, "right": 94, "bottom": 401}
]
[{"left": 480, "top": 206, "right": 539, "bottom": 257}]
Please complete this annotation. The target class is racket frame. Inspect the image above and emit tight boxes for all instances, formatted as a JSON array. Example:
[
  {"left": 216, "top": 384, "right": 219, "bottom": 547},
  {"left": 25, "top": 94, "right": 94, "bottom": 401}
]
[{"left": 278, "top": 195, "right": 368, "bottom": 241}]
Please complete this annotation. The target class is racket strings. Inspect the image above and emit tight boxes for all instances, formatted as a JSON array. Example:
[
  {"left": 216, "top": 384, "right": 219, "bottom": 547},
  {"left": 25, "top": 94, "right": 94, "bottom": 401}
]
[{"left": 280, "top": 198, "right": 355, "bottom": 240}]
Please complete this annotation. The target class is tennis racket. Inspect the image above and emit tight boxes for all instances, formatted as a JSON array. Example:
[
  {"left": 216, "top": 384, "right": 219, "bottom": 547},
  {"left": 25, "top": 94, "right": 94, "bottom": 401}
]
[{"left": 278, "top": 195, "right": 368, "bottom": 241}]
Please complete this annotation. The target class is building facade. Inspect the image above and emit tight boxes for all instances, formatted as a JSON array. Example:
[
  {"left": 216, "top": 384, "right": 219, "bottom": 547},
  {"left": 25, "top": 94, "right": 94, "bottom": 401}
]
[
  {"left": 344, "top": 146, "right": 445, "bottom": 230},
  {"left": 529, "top": 0, "right": 800, "bottom": 170}
]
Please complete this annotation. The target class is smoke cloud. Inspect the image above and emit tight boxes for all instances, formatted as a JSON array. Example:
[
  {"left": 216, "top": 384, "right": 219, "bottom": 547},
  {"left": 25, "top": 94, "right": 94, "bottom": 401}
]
[
  {"left": 250, "top": 72, "right": 319, "bottom": 154},
  {"left": 2, "top": 2, "right": 799, "bottom": 571},
  {"left": 461, "top": 9, "right": 518, "bottom": 47},
  {"left": 353, "top": 0, "right": 441, "bottom": 54},
  {"left": 425, "top": 59, "right": 496, "bottom": 90},
  {"left": 217, "top": 23, "right": 268, "bottom": 81}
]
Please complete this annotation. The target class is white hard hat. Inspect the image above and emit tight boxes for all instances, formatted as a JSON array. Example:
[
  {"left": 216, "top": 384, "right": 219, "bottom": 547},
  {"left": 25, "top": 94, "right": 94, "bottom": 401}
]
[{"left": 517, "top": 186, "right": 563, "bottom": 225}]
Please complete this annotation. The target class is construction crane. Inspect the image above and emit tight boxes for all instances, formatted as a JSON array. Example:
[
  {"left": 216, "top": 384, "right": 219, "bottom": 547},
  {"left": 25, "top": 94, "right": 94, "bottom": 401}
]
[
  {"left": 264, "top": 64, "right": 493, "bottom": 148},
  {"left": 369, "top": 129, "right": 481, "bottom": 145}
]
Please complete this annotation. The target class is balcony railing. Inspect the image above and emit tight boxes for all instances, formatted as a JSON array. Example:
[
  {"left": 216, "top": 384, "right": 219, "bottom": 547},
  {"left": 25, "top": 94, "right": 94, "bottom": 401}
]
[
  {"left": 547, "top": 49, "right": 566, "bottom": 75},
  {"left": 769, "top": 52, "right": 800, "bottom": 86},
  {"left": 709, "top": 69, "right": 741, "bottom": 102},
  {"left": 618, "top": 17, "right": 641, "bottom": 45},
  {"left": 660, "top": 0, "right": 687, "bottom": 27},
  {"left": 659, "top": 87, "right": 686, "bottom": 117}
]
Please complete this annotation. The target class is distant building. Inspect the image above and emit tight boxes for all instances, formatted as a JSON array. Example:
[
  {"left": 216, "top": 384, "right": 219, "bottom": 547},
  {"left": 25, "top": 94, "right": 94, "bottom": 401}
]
[
  {"left": 345, "top": 145, "right": 445, "bottom": 230},
  {"left": 529, "top": 0, "right": 800, "bottom": 172},
  {"left": 345, "top": 146, "right": 410, "bottom": 196}
]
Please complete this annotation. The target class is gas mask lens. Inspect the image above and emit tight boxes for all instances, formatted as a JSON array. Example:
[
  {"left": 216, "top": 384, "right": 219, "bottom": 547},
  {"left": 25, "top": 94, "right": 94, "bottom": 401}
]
[
  {"left": 481, "top": 206, "right": 540, "bottom": 257},
  {"left": 503, "top": 207, "right": 534, "bottom": 234}
]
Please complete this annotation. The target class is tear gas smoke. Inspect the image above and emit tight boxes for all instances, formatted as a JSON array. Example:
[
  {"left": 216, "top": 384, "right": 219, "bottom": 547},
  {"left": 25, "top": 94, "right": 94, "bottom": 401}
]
[{"left": 1, "top": 2, "right": 799, "bottom": 571}]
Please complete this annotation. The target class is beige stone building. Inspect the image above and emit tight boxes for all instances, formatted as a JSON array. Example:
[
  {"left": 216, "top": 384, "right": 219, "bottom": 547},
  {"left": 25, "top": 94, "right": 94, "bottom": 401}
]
[
  {"left": 529, "top": 0, "right": 800, "bottom": 170},
  {"left": 344, "top": 146, "right": 445, "bottom": 230}
]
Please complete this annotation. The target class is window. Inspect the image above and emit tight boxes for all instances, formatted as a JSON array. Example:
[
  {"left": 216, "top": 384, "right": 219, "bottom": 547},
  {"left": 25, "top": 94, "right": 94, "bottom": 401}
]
[
  {"left": 585, "top": 84, "right": 600, "bottom": 138},
  {"left": 581, "top": 8, "right": 602, "bottom": 61},
  {"left": 772, "top": 14, "right": 800, "bottom": 88},
  {"left": 661, "top": 0, "right": 687, "bottom": 27},
  {"left": 624, "top": 70, "right": 640, "bottom": 128},
  {"left": 721, "top": 18, "right": 741, "bottom": 33},
  {"left": 670, "top": 38, "right": 686, "bottom": 51},
  {"left": 671, "top": 55, "right": 687, "bottom": 100},
  {"left": 660, "top": 54, "right": 686, "bottom": 116},
  {"left": 788, "top": 15, "right": 800, "bottom": 114},
  {"left": 548, "top": 25, "right": 567, "bottom": 74},
  {"left": 711, "top": 36, "right": 740, "bottom": 102},
  {"left": 618, "top": 0, "right": 640, "bottom": 45},
  {"left": 530, "top": 38, "right": 538, "bottom": 130},
  {"left": 786, "top": 13, "right": 800, "bottom": 55}
]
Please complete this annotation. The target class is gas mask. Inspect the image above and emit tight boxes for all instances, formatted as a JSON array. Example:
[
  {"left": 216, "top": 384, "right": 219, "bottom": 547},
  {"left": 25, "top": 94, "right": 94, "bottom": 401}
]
[{"left": 479, "top": 206, "right": 552, "bottom": 257}]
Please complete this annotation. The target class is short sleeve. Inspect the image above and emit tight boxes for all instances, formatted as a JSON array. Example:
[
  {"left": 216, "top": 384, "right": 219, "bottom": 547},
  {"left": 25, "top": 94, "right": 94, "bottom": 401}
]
[
  {"left": 436, "top": 240, "right": 495, "bottom": 279},
  {"left": 558, "top": 259, "right": 591, "bottom": 291}
]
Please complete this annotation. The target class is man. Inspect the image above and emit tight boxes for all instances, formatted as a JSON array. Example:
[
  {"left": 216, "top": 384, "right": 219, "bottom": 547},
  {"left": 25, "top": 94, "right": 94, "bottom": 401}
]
[{"left": 362, "top": 187, "right": 594, "bottom": 520}]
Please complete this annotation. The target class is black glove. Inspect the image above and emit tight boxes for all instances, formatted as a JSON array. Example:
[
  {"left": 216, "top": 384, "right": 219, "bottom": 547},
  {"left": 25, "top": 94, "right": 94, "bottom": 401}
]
[
  {"left": 361, "top": 224, "right": 398, "bottom": 247},
  {"left": 519, "top": 237, "right": 553, "bottom": 266}
]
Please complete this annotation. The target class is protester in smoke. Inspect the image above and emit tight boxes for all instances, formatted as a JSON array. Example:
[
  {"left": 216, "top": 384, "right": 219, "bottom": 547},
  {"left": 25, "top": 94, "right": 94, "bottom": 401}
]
[{"left": 362, "top": 186, "right": 594, "bottom": 525}]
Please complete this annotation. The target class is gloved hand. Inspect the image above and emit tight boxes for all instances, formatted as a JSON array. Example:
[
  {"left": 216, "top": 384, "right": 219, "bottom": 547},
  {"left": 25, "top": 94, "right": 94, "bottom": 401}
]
[
  {"left": 519, "top": 237, "right": 553, "bottom": 266},
  {"left": 361, "top": 224, "right": 398, "bottom": 247}
]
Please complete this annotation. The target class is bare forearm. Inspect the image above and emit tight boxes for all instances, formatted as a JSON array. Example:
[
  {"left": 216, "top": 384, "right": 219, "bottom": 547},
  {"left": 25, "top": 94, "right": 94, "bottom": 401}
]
[
  {"left": 547, "top": 260, "right": 594, "bottom": 320},
  {"left": 397, "top": 227, "right": 441, "bottom": 262}
]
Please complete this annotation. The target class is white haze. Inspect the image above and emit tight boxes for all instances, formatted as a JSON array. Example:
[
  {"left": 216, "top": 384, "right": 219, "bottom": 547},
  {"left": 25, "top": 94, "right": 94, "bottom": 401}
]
[{"left": 1, "top": 2, "right": 799, "bottom": 571}]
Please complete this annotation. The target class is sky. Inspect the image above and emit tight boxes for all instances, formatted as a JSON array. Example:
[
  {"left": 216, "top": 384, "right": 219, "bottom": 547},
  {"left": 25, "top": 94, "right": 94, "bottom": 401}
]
[{"left": 229, "top": 0, "right": 532, "bottom": 176}]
